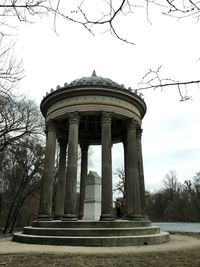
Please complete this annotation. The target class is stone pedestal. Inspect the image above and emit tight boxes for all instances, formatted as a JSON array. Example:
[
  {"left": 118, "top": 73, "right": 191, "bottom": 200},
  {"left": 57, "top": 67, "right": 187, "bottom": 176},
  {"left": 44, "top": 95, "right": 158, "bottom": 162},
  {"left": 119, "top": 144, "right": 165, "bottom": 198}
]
[{"left": 83, "top": 171, "right": 101, "bottom": 221}]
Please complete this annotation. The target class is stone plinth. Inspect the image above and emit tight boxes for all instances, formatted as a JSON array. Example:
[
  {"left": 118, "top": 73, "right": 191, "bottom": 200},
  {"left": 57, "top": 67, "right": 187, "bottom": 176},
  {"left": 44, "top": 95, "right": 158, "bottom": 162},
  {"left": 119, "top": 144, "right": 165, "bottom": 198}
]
[
  {"left": 83, "top": 171, "right": 101, "bottom": 221},
  {"left": 13, "top": 220, "right": 170, "bottom": 246}
]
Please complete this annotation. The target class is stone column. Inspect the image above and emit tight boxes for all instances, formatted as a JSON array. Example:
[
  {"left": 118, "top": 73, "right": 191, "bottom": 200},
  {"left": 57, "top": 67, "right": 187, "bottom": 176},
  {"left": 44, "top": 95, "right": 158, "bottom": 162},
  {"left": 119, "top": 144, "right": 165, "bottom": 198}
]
[
  {"left": 126, "top": 118, "right": 142, "bottom": 220},
  {"left": 63, "top": 112, "right": 80, "bottom": 221},
  {"left": 38, "top": 120, "right": 57, "bottom": 220},
  {"left": 136, "top": 127, "right": 148, "bottom": 218},
  {"left": 54, "top": 139, "right": 67, "bottom": 218},
  {"left": 123, "top": 140, "right": 128, "bottom": 203},
  {"left": 100, "top": 112, "right": 114, "bottom": 221},
  {"left": 78, "top": 143, "right": 89, "bottom": 219}
]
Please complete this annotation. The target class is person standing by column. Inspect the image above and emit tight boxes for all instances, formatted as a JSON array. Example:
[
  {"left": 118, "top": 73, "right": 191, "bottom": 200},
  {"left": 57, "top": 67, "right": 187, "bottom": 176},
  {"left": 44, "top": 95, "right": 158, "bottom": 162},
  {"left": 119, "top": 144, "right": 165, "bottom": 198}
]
[{"left": 115, "top": 199, "right": 122, "bottom": 219}]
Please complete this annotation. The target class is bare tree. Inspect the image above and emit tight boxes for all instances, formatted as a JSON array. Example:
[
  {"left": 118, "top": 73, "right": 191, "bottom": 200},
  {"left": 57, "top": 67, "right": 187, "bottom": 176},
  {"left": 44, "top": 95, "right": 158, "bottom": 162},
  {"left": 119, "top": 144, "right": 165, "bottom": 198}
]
[
  {"left": 0, "top": 94, "right": 44, "bottom": 233},
  {"left": 0, "top": 1, "right": 56, "bottom": 98},
  {"left": 0, "top": 38, "right": 24, "bottom": 98},
  {"left": 163, "top": 170, "right": 180, "bottom": 198},
  {"left": 113, "top": 167, "right": 125, "bottom": 198},
  {"left": 0, "top": 137, "right": 44, "bottom": 233},
  {"left": 0, "top": 95, "right": 43, "bottom": 153}
]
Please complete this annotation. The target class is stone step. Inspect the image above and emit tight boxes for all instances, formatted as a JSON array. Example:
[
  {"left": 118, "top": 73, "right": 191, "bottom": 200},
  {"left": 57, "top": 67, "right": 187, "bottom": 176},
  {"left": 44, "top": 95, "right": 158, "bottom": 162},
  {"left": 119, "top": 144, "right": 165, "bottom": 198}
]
[
  {"left": 31, "top": 220, "right": 151, "bottom": 229},
  {"left": 13, "top": 232, "right": 170, "bottom": 246},
  {"left": 23, "top": 226, "right": 160, "bottom": 237}
]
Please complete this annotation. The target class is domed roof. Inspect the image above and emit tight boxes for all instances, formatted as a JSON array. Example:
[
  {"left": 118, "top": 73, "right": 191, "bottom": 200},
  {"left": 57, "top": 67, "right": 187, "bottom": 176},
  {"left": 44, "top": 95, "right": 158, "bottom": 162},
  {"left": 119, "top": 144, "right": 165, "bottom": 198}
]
[
  {"left": 68, "top": 70, "right": 121, "bottom": 89},
  {"left": 41, "top": 70, "right": 147, "bottom": 122}
]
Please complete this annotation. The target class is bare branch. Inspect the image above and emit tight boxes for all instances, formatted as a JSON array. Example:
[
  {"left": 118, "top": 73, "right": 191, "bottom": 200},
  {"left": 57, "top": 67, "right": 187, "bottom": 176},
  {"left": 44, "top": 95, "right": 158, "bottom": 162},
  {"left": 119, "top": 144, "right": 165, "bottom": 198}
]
[
  {"left": 137, "top": 65, "right": 195, "bottom": 101},
  {"left": 0, "top": 37, "right": 24, "bottom": 98},
  {"left": 0, "top": 1, "right": 137, "bottom": 44},
  {"left": 56, "top": 0, "right": 135, "bottom": 44},
  {"left": 148, "top": 0, "right": 200, "bottom": 20}
]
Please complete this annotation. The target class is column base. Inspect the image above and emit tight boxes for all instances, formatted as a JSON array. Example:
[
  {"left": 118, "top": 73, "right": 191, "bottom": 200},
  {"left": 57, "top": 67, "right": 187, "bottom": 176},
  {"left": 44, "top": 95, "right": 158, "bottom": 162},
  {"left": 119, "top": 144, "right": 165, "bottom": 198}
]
[
  {"left": 141, "top": 214, "right": 151, "bottom": 221},
  {"left": 62, "top": 214, "right": 78, "bottom": 221},
  {"left": 54, "top": 214, "right": 63, "bottom": 220},
  {"left": 78, "top": 214, "right": 83, "bottom": 220},
  {"left": 37, "top": 214, "right": 53, "bottom": 221},
  {"left": 100, "top": 213, "right": 115, "bottom": 221},
  {"left": 127, "top": 214, "right": 146, "bottom": 221}
]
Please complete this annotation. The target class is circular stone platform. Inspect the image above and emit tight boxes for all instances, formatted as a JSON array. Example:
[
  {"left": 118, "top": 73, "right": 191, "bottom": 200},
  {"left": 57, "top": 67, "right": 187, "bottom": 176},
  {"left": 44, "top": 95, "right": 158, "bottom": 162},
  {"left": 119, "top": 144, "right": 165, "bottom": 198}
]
[
  {"left": 13, "top": 220, "right": 169, "bottom": 247},
  {"left": 13, "top": 73, "right": 169, "bottom": 247}
]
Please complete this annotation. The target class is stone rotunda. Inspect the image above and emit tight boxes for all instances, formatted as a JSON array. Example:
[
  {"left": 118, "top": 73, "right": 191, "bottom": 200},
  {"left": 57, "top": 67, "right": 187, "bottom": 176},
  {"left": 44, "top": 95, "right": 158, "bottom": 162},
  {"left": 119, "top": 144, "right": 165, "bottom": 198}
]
[{"left": 13, "top": 71, "right": 169, "bottom": 246}]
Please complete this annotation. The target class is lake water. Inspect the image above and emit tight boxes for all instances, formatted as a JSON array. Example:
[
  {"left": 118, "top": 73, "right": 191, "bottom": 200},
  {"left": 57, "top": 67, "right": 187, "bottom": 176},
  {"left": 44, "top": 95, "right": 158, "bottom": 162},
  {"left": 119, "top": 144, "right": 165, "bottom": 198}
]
[{"left": 152, "top": 222, "right": 200, "bottom": 233}]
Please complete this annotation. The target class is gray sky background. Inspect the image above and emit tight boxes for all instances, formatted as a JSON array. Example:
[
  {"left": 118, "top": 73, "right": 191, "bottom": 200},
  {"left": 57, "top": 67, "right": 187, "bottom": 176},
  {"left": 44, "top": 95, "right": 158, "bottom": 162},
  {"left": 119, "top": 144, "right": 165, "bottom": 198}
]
[{"left": 11, "top": 4, "right": 200, "bottom": 192}]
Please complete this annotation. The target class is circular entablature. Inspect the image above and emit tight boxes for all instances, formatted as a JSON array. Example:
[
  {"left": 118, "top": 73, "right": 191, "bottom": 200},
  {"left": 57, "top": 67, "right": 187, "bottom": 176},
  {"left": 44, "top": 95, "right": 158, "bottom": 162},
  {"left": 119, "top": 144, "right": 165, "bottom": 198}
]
[{"left": 41, "top": 73, "right": 147, "bottom": 144}]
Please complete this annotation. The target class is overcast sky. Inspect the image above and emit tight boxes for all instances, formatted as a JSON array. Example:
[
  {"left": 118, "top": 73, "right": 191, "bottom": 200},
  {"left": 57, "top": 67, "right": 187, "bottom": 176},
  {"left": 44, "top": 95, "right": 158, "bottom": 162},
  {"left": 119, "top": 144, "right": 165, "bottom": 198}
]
[{"left": 11, "top": 4, "right": 200, "bottom": 193}]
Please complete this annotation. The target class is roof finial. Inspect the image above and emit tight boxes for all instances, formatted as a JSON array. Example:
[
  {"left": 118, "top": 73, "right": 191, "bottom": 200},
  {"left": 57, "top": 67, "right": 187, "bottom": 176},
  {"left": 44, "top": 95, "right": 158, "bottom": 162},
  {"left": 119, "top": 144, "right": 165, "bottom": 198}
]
[{"left": 92, "top": 70, "right": 97, "bottom": 77}]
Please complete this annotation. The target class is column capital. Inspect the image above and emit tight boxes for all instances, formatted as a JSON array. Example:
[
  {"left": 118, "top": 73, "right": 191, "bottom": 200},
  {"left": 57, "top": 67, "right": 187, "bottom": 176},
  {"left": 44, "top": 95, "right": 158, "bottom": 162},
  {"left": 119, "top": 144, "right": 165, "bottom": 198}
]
[
  {"left": 122, "top": 137, "right": 127, "bottom": 145},
  {"left": 127, "top": 118, "right": 138, "bottom": 130},
  {"left": 68, "top": 112, "right": 80, "bottom": 125},
  {"left": 136, "top": 128, "right": 143, "bottom": 140},
  {"left": 46, "top": 119, "right": 56, "bottom": 132},
  {"left": 80, "top": 143, "right": 89, "bottom": 151},
  {"left": 101, "top": 111, "right": 112, "bottom": 125},
  {"left": 58, "top": 138, "right": 67, "bottom": 148}
]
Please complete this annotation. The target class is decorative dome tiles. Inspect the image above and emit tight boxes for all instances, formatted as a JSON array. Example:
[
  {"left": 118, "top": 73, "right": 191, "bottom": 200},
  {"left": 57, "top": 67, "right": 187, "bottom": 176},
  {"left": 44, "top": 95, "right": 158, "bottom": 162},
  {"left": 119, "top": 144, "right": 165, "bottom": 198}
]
[{"left": 68, "top": 71, "right": 121, "bottom": 89}]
